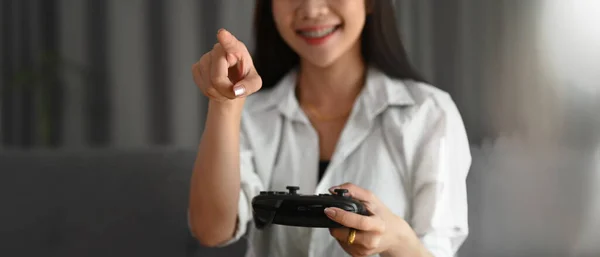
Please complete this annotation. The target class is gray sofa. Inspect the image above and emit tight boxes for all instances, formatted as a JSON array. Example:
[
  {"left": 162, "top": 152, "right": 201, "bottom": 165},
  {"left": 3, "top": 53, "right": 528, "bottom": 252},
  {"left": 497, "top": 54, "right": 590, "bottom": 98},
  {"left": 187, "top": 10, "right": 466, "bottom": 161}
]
[
  {"left": 2, "top": 145, "right": 598, "bottom": 257},
  {"left": 0, "top": 148, "right": 245, "bottom": 257}
]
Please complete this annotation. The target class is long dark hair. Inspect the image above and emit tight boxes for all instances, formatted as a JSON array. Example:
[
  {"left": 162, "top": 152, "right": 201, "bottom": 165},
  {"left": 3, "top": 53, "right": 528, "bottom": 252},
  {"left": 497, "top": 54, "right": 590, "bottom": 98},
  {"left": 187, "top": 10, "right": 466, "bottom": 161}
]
[{"left": 251, "top": 0, "right": 427, "bottom": 89}]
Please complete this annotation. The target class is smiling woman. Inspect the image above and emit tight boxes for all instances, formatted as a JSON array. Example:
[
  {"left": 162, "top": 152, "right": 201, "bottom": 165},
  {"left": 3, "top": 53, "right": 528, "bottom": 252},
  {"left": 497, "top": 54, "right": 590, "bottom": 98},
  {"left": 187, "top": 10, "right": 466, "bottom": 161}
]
[
  {"left": 252, "top": 0, "right": 427, "bottom": 90},
  {"left": 188, "top": 1, "right": 472, "bottom": 257}
]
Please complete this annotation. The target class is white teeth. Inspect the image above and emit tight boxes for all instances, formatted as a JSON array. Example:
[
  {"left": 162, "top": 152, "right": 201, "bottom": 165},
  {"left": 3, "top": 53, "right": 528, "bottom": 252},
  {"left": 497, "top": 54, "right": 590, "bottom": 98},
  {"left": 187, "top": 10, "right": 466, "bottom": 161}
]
[{"left": 299, "top": 27, "right": 337, "bottom": 38}]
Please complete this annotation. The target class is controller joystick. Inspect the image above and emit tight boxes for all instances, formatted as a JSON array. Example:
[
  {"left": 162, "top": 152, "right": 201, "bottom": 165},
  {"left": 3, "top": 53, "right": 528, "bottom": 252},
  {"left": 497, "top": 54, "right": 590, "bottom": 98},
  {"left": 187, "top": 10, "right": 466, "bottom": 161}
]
[
  {"left": 334, "top": 188, "right": 349, "bottom": 197},
  {"left": 251, "top": 185, "right": 368, "bottom": 229},
  {"left": 286, "top": 186, "right": 300, "bottom": 194}
]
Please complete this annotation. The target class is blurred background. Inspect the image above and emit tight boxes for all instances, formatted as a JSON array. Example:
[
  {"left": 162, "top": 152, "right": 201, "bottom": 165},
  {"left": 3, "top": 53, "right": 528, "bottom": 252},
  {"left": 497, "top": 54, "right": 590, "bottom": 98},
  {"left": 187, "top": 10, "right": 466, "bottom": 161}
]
[{"left": 1, "top": 0, "right": 599, "bottom": 256}]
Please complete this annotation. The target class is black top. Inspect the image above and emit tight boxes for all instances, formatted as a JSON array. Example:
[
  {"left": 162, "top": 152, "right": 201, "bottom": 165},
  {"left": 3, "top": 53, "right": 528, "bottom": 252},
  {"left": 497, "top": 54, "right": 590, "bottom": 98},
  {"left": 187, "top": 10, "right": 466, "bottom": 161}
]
[{"left": 318, "top": 160, "right": 330, "bottom": 182}]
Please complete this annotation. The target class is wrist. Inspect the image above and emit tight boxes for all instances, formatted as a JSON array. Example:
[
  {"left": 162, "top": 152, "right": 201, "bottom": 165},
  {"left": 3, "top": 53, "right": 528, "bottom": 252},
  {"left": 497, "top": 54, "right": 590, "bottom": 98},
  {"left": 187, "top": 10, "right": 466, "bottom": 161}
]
[
  {"left": 208, "top": 99, "right": 245, "bottom": 116},
  {"left": 382, "top": 236, "right": 430, "bottom": 257},
  {"left": 382, "top": 218, "right": 432, "bottom": 257},
  {"left": 204, "top": 99, "right": 246, "bottom": 132}
]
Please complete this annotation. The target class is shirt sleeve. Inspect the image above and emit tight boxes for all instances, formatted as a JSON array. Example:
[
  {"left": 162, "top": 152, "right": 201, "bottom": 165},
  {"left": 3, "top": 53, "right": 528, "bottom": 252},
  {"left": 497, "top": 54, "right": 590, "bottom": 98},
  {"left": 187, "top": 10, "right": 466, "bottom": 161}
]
[
  {"left": 187, "top": 128, "right": 266, "bottom": 247},
  {"left": 408, "top": 94, "right": 472, "bottom": 257}
]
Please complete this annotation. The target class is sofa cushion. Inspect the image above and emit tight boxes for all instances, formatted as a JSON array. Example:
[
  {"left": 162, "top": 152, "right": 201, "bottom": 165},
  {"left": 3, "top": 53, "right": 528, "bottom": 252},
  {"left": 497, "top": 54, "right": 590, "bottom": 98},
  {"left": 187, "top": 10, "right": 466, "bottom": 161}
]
[{"left": 0, "top": 148, "right": 246, "bottom": 257}]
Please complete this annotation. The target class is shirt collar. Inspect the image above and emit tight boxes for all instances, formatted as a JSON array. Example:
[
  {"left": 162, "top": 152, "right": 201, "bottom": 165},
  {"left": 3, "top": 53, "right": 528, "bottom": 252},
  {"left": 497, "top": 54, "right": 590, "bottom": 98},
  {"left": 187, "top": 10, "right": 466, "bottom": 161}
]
[{"left": 247, "top": 66, "right": 416, "bottom": 122}]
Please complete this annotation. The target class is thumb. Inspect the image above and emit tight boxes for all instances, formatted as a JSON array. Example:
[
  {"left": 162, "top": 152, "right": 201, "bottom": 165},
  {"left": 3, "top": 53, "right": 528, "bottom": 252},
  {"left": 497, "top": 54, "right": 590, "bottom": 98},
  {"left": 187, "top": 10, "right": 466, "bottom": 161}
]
[
  {"left": 231, "top": 70, "right": 262, "bottom": 98},
  {"left": 329, "top": 183, "right": 376, "bottom": 203}
]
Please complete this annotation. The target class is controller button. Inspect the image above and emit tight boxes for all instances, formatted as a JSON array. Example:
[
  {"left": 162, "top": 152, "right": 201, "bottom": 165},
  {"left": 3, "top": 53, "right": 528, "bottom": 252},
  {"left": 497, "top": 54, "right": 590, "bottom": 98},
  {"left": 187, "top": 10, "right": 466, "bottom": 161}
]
[
  {"left": 260, "top": 191, "right": 267, "bottom": 195},
  {"left": 267, "top": 191, "right": 276, "bottom": 195}
]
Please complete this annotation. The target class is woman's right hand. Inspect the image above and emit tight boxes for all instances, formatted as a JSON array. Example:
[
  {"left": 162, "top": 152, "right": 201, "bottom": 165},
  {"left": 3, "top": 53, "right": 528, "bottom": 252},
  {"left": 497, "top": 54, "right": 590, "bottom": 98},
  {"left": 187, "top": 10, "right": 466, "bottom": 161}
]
[
  {"left": 188, "top": 28, "right": 259, "bottom": 246},
  {"left": 192, "top": 29, "right": 262, "bottom": 103}
]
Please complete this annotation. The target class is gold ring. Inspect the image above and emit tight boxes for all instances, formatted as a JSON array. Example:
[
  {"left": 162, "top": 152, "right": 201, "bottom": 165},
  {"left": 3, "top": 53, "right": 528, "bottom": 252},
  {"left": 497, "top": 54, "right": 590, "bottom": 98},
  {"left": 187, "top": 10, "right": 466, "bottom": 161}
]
[{"left": 347, "top": 228, "right": 357, "bottom": 245}]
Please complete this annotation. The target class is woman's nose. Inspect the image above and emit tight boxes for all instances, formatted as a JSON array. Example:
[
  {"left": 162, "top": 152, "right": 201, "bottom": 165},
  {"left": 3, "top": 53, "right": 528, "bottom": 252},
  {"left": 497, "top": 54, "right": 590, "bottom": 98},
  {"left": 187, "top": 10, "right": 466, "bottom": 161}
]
[{"left": 298, "top": 0, "right": 330, "bottom": 20}]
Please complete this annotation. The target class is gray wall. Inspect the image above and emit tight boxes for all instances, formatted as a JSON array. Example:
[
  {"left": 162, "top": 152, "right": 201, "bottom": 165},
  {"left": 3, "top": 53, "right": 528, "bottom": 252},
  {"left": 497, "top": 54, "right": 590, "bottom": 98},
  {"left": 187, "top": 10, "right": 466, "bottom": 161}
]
[{"left": 0, "top": 0, "right": 255, "bottom": 150}]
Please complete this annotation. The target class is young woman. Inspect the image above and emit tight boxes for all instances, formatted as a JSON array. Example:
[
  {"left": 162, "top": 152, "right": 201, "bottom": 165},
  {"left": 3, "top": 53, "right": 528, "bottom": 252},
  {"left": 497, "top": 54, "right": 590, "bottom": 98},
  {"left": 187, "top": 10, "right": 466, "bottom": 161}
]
[{"left": 188, "top": 0, "right": 472, "bottom": 257}]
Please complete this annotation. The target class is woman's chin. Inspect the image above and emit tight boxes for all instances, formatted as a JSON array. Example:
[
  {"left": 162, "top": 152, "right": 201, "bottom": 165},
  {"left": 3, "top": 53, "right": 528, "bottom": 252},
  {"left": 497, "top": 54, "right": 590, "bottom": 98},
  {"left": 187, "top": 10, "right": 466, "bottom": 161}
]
[{"left": 299, "top": 53, "right": 342, "bottom": 69}]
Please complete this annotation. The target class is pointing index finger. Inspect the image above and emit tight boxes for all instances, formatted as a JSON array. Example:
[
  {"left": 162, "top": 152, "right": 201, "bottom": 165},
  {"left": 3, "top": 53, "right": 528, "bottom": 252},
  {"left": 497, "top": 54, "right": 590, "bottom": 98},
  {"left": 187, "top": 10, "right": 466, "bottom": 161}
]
[
  {"left": 216, "top": 28, "right": 251, "bottom": 79},
  {"left": 217, "top": 29, "right": 242, "bottom": 57}
]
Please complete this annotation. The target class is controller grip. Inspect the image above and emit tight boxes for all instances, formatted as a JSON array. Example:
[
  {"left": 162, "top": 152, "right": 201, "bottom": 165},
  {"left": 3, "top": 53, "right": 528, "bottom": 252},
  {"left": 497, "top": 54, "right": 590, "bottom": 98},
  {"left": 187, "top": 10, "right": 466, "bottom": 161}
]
[{"left": 252, "top": 199, "right": 283, "bottom": 229}]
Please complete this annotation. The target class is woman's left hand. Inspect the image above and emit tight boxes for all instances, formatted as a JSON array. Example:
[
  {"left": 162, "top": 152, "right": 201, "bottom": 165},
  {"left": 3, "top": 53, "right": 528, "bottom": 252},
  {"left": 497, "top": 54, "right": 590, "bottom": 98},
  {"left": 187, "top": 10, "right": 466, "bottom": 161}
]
[{"left": 325, "top": 183, "right": 429, "bottom": 257}]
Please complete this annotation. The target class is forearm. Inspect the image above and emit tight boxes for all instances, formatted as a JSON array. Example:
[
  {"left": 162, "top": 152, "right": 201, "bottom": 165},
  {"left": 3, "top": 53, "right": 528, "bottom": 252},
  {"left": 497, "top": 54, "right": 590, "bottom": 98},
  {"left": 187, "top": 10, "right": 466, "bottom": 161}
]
[{"left": 188, "top": 99, "right": 245, "bottom": 246}]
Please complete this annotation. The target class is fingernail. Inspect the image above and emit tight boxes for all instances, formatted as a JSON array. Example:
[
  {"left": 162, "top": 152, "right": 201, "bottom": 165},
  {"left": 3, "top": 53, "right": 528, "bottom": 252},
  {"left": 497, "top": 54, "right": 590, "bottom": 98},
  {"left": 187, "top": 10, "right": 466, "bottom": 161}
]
[
  {"left": 233, "top": 85, "right": 246, "bottom": 97},
  {"left": 217, "top": 28, "right": 224, "bottom": 35},
  {"left": 324, "top": 208, "right": 336, "bottom": 217}
]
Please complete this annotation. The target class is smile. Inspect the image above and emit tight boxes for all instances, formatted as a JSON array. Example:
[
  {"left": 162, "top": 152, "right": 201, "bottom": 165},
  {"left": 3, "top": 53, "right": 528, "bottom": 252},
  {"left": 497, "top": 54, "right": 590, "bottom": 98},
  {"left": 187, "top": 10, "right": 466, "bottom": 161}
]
[
  {"left": 296, "top": 25, "right": 341, "bottom": 45},
  {"left": 297, "top": 26, "right": 340, "bottom": 38}
]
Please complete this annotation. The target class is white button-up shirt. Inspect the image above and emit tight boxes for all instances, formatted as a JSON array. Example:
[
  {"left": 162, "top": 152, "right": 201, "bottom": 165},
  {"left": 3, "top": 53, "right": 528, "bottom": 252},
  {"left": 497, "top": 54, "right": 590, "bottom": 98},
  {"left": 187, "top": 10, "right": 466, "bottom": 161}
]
[{"left": 205, "top": 66, "right": 472, "bottom": 257}]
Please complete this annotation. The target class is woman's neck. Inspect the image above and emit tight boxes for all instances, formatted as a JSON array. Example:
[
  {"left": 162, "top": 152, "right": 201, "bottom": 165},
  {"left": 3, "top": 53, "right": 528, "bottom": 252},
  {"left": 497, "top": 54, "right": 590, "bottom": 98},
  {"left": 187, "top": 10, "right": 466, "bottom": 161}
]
[{"left": 296, "top": 47, "right": 366, "bottom": 108}]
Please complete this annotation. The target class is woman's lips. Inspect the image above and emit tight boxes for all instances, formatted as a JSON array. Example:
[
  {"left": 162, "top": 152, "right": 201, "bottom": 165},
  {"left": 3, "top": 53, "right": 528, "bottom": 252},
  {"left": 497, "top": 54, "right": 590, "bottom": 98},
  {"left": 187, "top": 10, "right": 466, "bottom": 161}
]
[{"left": 296, "top": 25, "right": 341, "bottom": 46}]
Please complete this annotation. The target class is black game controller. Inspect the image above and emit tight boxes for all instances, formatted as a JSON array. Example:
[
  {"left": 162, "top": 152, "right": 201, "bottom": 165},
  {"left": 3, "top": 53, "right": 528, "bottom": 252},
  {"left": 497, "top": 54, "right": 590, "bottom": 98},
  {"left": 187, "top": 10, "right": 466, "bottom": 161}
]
[{"left": 251, "top": 186, "right": 369, "bottom": 229}]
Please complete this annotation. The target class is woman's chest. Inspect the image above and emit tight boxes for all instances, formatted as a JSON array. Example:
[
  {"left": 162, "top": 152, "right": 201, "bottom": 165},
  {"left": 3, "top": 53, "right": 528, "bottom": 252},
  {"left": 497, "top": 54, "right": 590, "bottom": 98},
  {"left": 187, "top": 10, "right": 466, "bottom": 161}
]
[{"left": 267, "top": 122, "right": 412, "bottom": 219}]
